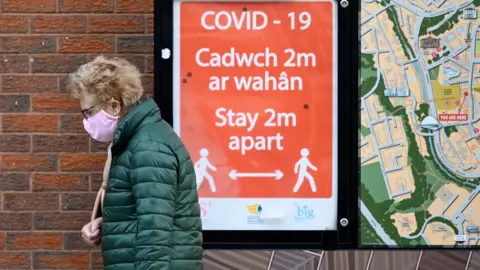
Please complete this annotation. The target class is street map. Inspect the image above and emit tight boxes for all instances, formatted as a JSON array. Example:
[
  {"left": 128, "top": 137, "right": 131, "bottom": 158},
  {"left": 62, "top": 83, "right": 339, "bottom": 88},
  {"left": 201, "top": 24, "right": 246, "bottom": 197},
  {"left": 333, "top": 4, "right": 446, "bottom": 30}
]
[{"left": 360, "top": 0, "right": 480, "bottom": 247}]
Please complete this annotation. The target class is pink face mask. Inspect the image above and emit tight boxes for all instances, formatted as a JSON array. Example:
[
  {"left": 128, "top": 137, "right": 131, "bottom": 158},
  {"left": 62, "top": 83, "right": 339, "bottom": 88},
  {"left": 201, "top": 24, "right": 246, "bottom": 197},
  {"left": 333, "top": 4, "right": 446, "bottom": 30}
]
[{"left": 83, "top": 109, "right": 119, "bottom": 142}]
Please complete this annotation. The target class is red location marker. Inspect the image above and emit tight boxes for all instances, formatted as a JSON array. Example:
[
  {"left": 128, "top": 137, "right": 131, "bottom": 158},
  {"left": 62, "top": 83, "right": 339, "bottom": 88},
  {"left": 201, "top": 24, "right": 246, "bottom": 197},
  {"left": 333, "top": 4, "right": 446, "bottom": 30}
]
[
  {"left": 464, "top": 92, "right": 469, "bottom": 97},
  {"left": 475, "top": 128, "right": 479, "bottom": 134}
]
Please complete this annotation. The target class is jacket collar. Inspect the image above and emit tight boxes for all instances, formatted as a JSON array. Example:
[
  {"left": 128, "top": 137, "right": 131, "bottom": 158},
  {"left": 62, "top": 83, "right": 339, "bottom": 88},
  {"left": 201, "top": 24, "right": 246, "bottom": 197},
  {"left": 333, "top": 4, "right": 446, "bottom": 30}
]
[{"left": 111, "top": 97, "right": 161, "bottom": 154}]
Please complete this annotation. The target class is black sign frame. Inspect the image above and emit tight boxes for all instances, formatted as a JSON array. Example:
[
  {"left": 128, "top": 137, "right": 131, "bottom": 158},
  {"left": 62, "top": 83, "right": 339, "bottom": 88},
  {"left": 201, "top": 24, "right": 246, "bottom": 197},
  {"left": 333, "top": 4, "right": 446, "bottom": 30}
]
[{"left": 154, "top": 0, "right": 359, "bottom": 249}]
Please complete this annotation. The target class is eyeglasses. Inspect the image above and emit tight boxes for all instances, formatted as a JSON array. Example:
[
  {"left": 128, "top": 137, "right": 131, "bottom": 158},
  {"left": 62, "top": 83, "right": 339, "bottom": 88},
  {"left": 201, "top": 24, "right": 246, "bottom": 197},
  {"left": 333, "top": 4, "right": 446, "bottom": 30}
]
[
  {"left": 81, "top": 98, "right": 124, "bottom": 119},
  {"left": 81, "top": 105, "right": 95, "bottom": 119}
]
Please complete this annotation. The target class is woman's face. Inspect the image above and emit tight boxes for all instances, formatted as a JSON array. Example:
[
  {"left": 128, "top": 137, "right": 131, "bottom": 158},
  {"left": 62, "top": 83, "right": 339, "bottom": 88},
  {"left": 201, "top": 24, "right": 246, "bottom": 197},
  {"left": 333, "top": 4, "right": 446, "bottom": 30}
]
[{"left": 79, "top": 92, "right": 122, "bottom": 119}]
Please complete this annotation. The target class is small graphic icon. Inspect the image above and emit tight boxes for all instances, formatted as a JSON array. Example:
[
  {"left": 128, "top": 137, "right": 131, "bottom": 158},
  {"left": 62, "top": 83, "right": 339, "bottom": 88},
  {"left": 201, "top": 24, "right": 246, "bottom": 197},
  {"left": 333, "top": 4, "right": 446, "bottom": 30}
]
[
  {"left": 246, "top": 204, "right": 263, "bottom": 215},
  {"left": 463, "top": 7, "right": 477, "bottom": 20},
  {"left": 246, "top": 204, "right": 263, "bottom": 224},
  {"left": 194, "top": 148, "right": 217, "bottom": 192},
  {"left": 420, "top": 116, "right": 441, "bottom": 131},
  {"left": 161, "top": 48, "right": 171, "bottom": 59},
  {"left": 199, "top": 201, "right": 212, "bottom": 218},
  {"left": 293, "top": 148, "right": 318, "bottom": 192},
  {"left": 295, "top": 204, "right": 314, "bottom": 220}
]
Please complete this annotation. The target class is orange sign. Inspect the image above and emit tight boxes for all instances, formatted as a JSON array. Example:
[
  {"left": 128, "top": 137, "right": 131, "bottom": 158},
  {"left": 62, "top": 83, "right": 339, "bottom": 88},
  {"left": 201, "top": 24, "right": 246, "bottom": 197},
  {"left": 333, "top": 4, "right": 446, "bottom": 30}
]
[{"left": 178, "top": 1, "right": 335, "bottom": 199}]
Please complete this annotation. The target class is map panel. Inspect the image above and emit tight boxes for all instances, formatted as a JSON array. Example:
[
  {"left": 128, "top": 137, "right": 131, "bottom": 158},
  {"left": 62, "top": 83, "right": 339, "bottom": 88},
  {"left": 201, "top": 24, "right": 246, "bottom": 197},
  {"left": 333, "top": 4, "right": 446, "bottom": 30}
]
[{"left": 360, "top": 0, "right": 480, "bottom": 247}]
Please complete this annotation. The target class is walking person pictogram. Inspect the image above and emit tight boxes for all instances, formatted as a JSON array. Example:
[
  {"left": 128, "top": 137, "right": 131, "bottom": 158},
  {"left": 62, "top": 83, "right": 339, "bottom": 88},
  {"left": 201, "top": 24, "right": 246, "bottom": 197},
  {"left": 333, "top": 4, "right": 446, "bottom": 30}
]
[
  {"left": 293, "top": 148, "right": 317, "bottom": 192},
  {"left": 194, "top": 148, "right": 217, "bottom": 192}
]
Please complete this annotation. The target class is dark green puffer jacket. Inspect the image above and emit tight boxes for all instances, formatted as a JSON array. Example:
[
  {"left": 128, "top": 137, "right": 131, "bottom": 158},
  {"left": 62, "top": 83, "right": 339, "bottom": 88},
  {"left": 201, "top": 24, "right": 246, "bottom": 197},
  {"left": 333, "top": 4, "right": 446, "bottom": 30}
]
[{"left": 101, "top": 98, "right": 203, "bottom": 270}]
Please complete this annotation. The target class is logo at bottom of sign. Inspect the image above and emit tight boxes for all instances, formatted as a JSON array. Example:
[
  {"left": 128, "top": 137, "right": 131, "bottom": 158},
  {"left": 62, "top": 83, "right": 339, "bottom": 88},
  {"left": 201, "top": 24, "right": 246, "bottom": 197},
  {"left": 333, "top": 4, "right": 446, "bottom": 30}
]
[
  {"left": 200, "top": 201, "right": 212, "bottom": 224},
  {"left": 246, "top": 204, "right": 263, "bottom": 224},
  {"left": 294, "top": 203, "right": 315, "bottom": 221}
]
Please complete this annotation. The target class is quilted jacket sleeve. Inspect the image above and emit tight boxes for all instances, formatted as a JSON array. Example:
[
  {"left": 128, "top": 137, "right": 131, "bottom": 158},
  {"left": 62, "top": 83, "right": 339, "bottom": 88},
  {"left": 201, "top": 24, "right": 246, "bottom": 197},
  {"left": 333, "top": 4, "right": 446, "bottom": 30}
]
[{"left": 130, "top": 141, "right": 177, "bottom": 270}]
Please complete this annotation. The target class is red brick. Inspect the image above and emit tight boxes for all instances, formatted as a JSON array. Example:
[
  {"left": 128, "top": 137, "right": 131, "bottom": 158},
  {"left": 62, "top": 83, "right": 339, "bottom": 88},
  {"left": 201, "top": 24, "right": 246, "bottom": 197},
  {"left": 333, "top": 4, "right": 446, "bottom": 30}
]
[
  {"left": 2, "top": 115, "right": 59, "bottom": 133},
  {"left": 142, "top": 74, "right": 153, "bottom": 94},
  {"left": 60, "top": 153, "right": 106, "bottom": 172},
  {"left": 116, "top": 0, "right": 153, "bottom": 13},
  {"left": 0, "top": 252, "right": 31, "bottom": 269},
  {"left": 117, "top": 36, "right": 153, "bottom": 53},
  {"left": 33, "top": 173, "right": 89, "bottom": 191},
  {"left": 90, "top": 173, "right": 103, "bottom": 191},
  {"left": 146, "top": 55, "right": 154, "bottom": 73},
  {"left": 31, "top": 16, "right": 86, "bottom": 33},
  {"left": 32, "top": 93, "right": 79, "bottom": 113},
  {"left": 33, "top": 134, "right": 89, "bottom": 152},
  {"left": 146, "top": 15, "right": 154, "bottom": 33},
  {"left": 6, "top": 233, "right": 63, "bottom": 250},
  {"left": 31, "top": 55, "right": 87, "bottom": 73},
  {"left": 58, "top": 0, "right": 114, "bottom": 13},
  {"left": 0, "top": 55, "right": 29, "bottom": 73},
  {"left": 0, "top": 16, "right": 28, "bottom": 33},
  {"left": 91, "top": 251, "right": 103, "bottom": 269},
  {"left": 0, "top": 94, "right": 30, "bottom": 112},
  {"left": 0, "top": 36, "right": 56, "bottom": 53},
  {"left": 33, "top": 251, "right": 90, "bottom": 269},
  {"left": 60, "top": 114, "right": 84, "bottom": 133},
  {"left": 0, "top": 213, "right": 33, "bottom": 230},
  {"left": 0, "top": 233, "right": 4, "bottom": 249},
  {"left": 1, "top": 154, "right": 57, "bottom": 172},
  {"left": 63, "top": 232, "right": 99, "bottom": 250},
  {"left": 0, "top": 134, "right": 30, "bottom": 152},
  {"left": 59, "top": 36, "right": 114, "bottom": 53},
  {"left": 0, "top": 173, "right": 30, "bottom": 191},
  {"left": 62, "top": 193, "right": 97, "bottom": 211},
  {"left": 1, "top": 0, "right": 56, "bottom": 13},
  {"left": 3, "top": 193, "right": 59, "bottom": 211},
  {"left": 89, "top": 15, "right": 144, "bottom": 33},
  {"left": 34, "top": 212, "right": 90, "bottom": 230},
  {"left": 59, "top": 75, "right": 70, "bottom": 93},
  {"left": 2, "top": 75, "right": 58, "bottom": 93},
  {"left": 90, "top": 139, "right": 110, "bottom": 152}
]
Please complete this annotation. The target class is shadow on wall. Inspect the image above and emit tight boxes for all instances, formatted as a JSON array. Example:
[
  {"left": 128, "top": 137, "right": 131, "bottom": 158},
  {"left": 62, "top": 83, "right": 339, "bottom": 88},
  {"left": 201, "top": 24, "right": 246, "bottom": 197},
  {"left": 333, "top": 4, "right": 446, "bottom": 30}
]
[{"left": 203, "top": 250, "right": 478, "bottom": 270}]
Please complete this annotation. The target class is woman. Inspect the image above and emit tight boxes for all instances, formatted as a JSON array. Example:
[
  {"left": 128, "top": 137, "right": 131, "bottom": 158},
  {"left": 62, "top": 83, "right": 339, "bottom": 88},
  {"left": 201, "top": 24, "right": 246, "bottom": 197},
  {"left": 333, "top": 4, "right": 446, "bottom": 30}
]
[{"left": 68, "top": 56, "right": 203, "bottom": 270}]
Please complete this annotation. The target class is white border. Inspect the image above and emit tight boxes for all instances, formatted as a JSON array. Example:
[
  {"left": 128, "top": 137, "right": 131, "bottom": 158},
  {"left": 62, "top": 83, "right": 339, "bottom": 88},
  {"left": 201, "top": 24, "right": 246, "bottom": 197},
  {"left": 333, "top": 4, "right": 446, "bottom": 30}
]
[{"left": 173, "top": 0, "right": 338, "bottom": 231}]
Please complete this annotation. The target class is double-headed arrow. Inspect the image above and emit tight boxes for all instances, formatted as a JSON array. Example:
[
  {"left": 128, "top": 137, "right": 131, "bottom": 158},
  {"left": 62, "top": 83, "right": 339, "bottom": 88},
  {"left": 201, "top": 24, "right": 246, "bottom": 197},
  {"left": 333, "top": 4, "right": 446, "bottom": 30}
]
[{"left": 229, "top": 170, "right": 283, "bottom": 180}]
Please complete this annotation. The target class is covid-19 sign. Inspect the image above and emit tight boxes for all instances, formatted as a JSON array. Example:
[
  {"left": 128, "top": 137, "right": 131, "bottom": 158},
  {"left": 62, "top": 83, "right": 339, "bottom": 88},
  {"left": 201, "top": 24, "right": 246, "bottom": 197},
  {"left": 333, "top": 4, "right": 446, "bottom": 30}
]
[{"left": 173, "top": 0, "right": 338, "bottom": 231}]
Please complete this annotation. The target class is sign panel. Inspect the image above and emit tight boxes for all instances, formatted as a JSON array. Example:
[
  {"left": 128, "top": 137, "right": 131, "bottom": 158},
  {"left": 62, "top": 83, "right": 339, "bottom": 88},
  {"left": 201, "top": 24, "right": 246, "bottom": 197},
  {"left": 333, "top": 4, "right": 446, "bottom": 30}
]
[
  {"left": 359, "top": 0, "right": 480, "bottom": 248},
  {"left": 173, "top": 0, "right": 337, "bottom": 230}
]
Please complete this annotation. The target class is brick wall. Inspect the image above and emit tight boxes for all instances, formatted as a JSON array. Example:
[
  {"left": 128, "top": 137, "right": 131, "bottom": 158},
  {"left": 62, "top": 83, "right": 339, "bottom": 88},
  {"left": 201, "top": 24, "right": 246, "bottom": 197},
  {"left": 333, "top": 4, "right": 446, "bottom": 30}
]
[{"left": 0, "top": 0, "right": 153, "bottom": 268}]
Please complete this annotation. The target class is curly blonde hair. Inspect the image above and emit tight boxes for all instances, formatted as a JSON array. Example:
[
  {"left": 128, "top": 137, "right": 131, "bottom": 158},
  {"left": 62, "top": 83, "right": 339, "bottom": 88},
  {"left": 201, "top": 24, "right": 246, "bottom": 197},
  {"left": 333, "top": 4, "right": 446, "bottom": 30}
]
[{"left": 68, "top": 56, "right": 144, "bottom": 110}]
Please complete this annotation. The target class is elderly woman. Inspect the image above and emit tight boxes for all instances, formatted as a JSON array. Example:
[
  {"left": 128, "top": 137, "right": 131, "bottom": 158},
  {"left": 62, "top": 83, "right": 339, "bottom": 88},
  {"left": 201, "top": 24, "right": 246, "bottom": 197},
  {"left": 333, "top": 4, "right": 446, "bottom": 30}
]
[{"left": 68, "top": 56, "right": 203, "bottom": 270}]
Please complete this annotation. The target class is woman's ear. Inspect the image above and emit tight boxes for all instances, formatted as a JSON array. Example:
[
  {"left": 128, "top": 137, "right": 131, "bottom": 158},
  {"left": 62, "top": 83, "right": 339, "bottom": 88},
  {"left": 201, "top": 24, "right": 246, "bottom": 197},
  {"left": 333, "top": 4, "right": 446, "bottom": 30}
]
[{"left": 111, "top": 99, "right": 122, "bottom": 116}]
